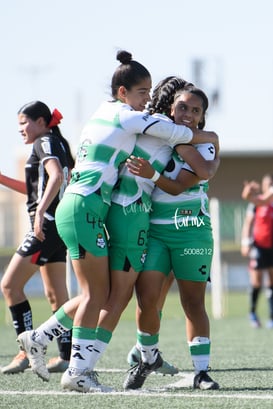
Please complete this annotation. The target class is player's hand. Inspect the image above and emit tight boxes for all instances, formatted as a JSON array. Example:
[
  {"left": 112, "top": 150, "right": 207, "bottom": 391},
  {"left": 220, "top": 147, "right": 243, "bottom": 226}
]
[
  {"left": 34, "top": 212, "right": 45, "bottom": 242},
  {"left": 126, "top": 156, "right": 154, "bottom": 179}
]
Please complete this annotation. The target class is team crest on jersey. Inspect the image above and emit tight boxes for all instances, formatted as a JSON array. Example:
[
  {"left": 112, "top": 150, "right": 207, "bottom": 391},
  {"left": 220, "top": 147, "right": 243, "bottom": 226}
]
[
  {"left": 77, "top": 145, "right": 88, "bottom": 162},
  {"left": 140, "top": 249, "right": 147, "bottom": 264},
  {"left": 96, "top": 233, "right": 106, "bottom": 249}
]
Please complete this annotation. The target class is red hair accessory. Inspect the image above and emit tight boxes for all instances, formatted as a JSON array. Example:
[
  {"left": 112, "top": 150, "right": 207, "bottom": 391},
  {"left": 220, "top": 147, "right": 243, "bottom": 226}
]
[{"left": 48, "top": 108, "right": 63, "bottom": 128}]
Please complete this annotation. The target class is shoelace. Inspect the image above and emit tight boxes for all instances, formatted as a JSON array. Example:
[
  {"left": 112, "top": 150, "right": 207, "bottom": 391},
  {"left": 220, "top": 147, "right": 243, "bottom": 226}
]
[
  {"left": 127, "top": 360, "right": 153, "bottom": 377},
  {"left": 126, "top": 362, "right": 139, "bottom": 374},
  {"left": 88, "top": 370, "right": 101, "bottom": 386}
]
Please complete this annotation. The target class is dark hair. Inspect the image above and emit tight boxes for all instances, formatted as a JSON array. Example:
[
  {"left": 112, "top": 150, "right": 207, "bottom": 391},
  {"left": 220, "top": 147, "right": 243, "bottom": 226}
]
[
  {"left": 173, "top": 85, "right": 209, "bottom": 129},
  {"left": 18, "top": 100, "right": 75, "bottom": 168},
  {"left": 148, "top": 76, "right": 193, "bottom": 118},
  {"left": 111, "top": 50, "right": 151, "bottom": 98},
  {"left": 18, "top": 100, "right": 52, "bottom": 124}
]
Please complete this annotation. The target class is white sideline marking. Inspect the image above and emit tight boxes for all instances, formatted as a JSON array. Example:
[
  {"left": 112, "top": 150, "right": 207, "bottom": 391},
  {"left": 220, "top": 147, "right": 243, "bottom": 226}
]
[
  {"left": 0, "top": 390, "right": 273, "bottom": 400},
  {"left": 166, "top": 372, "right": 194, "bottom": 387},
  {"left": 1, "top": 370, "right": 273, "bottom": 400}
]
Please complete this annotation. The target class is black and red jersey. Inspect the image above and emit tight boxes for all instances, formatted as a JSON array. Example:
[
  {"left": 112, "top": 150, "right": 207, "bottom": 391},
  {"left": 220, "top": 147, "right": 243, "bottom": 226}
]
[
  {"left": 253, "top": 204, "right": 273, "bottom": 249},
  {"left": 25, "top": 132, "right": 69, "bottom": 217}
]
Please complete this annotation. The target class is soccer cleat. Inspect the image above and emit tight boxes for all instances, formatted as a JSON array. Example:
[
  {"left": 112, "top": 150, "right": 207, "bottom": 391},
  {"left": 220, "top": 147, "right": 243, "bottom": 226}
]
[
  {"left": 127, "top": 345, "right": 141, "bottom": 367},
  {"left": 46, "top": 356, "right": 69, "bottom": 373},
  {"left": 88, "top": 371, "right": 113, "bottom": 392},
  {"left": 17, "top": 330, "right": 49, "bottom": 382},
  {"left": 249, "top": 312, "right": 261, "bottom": 328},
  {"left": 61, "top": 368, "right": 113, "bottom": 393},
  {"left": 127, "top": 345, "right": 179, "bottom": 376},
  {"left": 193, "top": 371, "right": 219, "bottom": 390},
  {"left": 158, "top": 359, "right": 179, "bottom": 376},
  {"left": 124, "top": 353, "right": 163, "bottom": 390},
  {"left": 1, "top": 350, "right": 29, "bottom": 374}
]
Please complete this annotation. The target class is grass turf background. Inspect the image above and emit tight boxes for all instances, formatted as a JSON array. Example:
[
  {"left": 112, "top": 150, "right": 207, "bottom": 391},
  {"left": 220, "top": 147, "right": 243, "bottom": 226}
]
[{"left": 0, "top": 290, "right": 273, "bottom": 409}]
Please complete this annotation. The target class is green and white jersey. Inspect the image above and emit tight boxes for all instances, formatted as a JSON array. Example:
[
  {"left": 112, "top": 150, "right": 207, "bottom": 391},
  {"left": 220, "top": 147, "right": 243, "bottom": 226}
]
[
  {"left": 111, "top": 114, "right": 173, "bottom": 207},
  {"left": 65, "top": 102, "right": 193, "bottom": 205},
  {"left": 150, "top": 143, "right": 215, "bottom": 225}
]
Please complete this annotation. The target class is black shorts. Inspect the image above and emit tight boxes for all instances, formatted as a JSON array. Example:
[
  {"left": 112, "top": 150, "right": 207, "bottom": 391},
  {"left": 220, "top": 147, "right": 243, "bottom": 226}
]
[
  {"left": 249, "top": 244, "right": 273, "bottom": 270},
  {"left": 16, "top": 216, "right": 66, "bottom": 266}
]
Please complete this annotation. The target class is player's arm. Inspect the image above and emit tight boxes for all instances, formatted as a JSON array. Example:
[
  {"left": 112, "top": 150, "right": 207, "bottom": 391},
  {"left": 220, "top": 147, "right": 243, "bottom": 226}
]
[
  {"left": 175, "top": 144, "right": 220, "bottom": 181},
  {"left": 242, "top": 181, "right": 273, "bottom": 205},
  {"left": 0, "top": 172, "right": 27, "bottom": 194},
  {"left": 251, "top": 190, "right": 273, "bottom": 205},
  {"left": 126, "top": 139, "right": 219, "bottom": 195},
  {"left": 126, "top": 156, "right": 199, "bottom": 195},
  {"left": 34, "top": 158, "right": 64, "bottom": 241},
  {"left": 187, "top": 129, "right": 219, "bottom": 154},
  {"left": 240, "top": 205, "right": 254, "bottom": 257},
  {"left": 124, "top": 109, "right": 219, "bottom": 149}
]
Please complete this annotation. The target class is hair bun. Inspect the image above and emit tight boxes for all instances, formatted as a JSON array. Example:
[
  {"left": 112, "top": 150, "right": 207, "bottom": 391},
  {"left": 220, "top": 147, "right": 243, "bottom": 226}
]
[{"left": 116, "top": 50, "right": 132, "bottom": 64}]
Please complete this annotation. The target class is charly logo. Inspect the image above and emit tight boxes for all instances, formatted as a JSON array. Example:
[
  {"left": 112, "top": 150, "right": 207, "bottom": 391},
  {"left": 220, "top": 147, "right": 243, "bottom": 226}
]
[
  {"left": 173, "top": 208, "right": 205, "bottom": 230},
  {"left": 140, "top": 249, "right": 147, "bottom": 264},
  {"left": 96, "top": 233, "right": 106, "bottom": 248}
]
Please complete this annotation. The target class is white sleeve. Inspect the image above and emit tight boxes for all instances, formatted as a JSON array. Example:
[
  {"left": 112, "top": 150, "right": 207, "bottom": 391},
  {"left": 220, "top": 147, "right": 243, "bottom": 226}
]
[
  {"left": 145, "top": 118, "right": 193, "bottom": 146},
  {"left": 182, "top": 143, "right": 216, "bottom": 174},
  {"left": 120, "top": 108, "right": 193, "bottom": 146}
]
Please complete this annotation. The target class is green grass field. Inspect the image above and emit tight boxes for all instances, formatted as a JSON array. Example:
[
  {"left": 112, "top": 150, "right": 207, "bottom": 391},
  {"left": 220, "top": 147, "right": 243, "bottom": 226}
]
[{"left": 0, "top": 290, "right": 273, "bottom": 409}]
